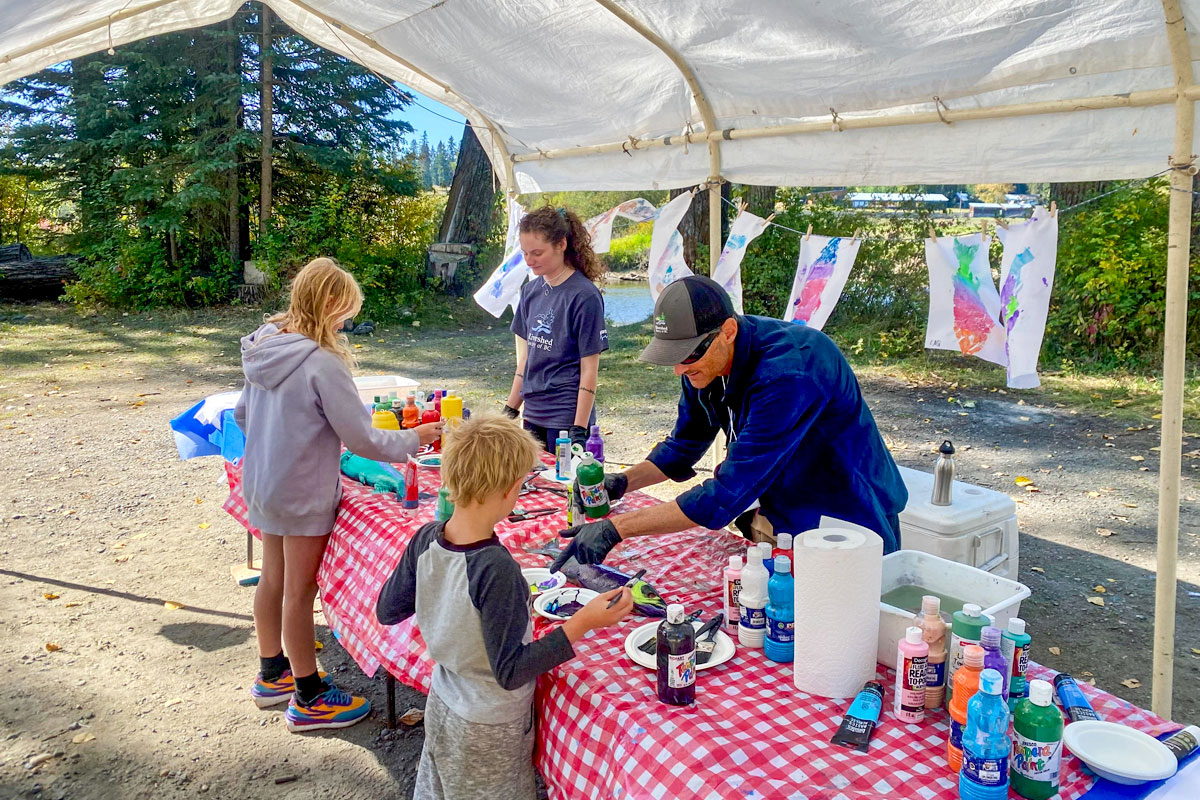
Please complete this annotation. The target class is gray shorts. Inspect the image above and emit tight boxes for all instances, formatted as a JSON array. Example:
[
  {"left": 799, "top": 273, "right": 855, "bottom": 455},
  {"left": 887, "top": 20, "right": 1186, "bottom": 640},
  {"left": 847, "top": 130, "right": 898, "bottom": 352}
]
[{"left": 414, "top": 688, "right": 537, "bottom": 800}]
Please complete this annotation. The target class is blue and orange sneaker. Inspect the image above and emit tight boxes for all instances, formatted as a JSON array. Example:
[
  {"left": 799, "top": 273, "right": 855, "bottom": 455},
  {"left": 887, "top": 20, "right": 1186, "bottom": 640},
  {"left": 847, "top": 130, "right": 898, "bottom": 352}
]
[
  {"left": 251, "top": 669, "right": 327, "bottom": 708},
  {"left": 284, "top": 683, "right": 370, "bottom": 732}
]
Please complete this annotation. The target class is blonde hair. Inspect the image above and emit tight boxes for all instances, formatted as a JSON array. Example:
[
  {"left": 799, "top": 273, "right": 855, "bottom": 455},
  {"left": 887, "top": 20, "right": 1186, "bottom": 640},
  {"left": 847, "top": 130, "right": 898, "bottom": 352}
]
[
  {"left": 266, "top": 257, "right": 363, "bottom": 368},
  {"left": 441, "top": 413, "right": 541, "bottom": 507}
]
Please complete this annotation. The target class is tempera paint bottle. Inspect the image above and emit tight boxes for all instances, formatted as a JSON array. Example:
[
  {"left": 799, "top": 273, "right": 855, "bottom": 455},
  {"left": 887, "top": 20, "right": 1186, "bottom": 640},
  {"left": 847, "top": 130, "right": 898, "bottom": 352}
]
[
  {"left": 831, "top": 682, "right": 885, "bottom": 753},
  {"left": 772, "top": 532, "right": 793, "bottom": 566},
  {"left": 1002, "top": 618, "right": 1031, "bottom": 711},
  {"left": 1163, "top": 725, "right": 1200, "bottom": 761},
  {"left": 723, "top": 555, "right": 743, "bottom": 630},
  {"left": 763, "top": 556, "right": 794, "bottom": 663},
  {"left": 420, "top": 399, "right": 441, "bottom": 450},
  {"left": 372, "top": 400, "right": 400, "bottom": 430},
  {"left": 959, "top": 669, "right": 1011, "bottom": 800},
  {"left": 1052, "top": 674, "right": 1100, "bottom": 722},
  {"left": 895, "top": 626, "right": 929, "bottom": 723},
  {"left": 441, "top": 394, "right": 463, "bottom": 435},
  {"left": 1010, "top": 679, "right": 1063, "bottom": 800},
  {"left": 402, "top": 457, "right": 419, "bottom": 509},
  {"left": 586, "top": 425, "right": 605, "bottom": 463},
  {"left": 737, "top": 548, "right": 769, "bottom": 649},
  {"left": 758, "top": 541, "right": 774, "bottom": 576},
  {"left": 947, "top": 603, "right": 992, "bottom": 707},
  {"left": 555, "top": 430, "right": 571, "bottom": 480},
  {"left": 948, "top": 644, "right": 986, "bottom": 773},
  {"left": 402, "top": 395, "right": 420, "bottom": 429},
  {"left": 656, "top": 604, "right": 696, "bottom": 706},
  {"left": 916, "top": 595, "right": 948, "bottom": 709},
  {"left": 980, "top": 627, "right": 1009, "bottom": 702},
  {"left": 574, "top": 450, "right": 610, "bottom": 518}
]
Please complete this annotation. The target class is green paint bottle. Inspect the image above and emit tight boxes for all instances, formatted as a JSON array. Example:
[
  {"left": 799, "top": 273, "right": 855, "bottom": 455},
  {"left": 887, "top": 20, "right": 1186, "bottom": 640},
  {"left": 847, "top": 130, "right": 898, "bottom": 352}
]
[
  {"left": 946, "top": 603, "right": 991, "bottom": 708},
  {"left": 574, "top": 450, "right": 610, "bottom": 518},
  {"left": 1010, "top": 679, "right": 1063, "bottom": 800},
  {"left": 1003, "top": 618, "right": 1032, "bottom": 712}
]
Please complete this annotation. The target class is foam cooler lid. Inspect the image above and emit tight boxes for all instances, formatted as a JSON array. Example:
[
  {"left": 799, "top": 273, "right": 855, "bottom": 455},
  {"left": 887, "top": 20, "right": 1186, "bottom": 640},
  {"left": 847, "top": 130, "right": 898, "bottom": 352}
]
[{"left": 897, "top": 466, "right": 1015, "bottom": 535}]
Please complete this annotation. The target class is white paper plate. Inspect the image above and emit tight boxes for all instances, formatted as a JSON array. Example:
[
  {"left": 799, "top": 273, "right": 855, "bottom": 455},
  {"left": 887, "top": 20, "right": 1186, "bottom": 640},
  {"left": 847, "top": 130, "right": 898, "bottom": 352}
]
[
  {"left": 414, "top": 454, "right": 442, "bottom": 469},
  {"left": 1064, "top": 720, "right": 1177, "bottom": 785},
  {"left": 538, "top": 467, "right": 571, "bottom": 484},
  {"left": 623, "top": 620, "right": 736, "bottom": 671},
  {"left": 521, "top": 568, "right": 567, "bottom": 597},
  {"left": 534, "top": 587, "right": 599, "bottom": 621}
]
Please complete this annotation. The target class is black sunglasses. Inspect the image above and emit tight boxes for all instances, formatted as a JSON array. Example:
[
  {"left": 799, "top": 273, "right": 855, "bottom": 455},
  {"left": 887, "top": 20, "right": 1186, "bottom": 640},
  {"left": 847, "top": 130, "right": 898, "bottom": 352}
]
[{"left": 680, "top": 330, "right": 720, "bottom": 365}]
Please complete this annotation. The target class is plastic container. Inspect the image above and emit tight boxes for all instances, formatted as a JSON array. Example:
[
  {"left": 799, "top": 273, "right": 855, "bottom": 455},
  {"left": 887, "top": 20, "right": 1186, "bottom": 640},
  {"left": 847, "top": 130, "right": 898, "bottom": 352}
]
[
  {"left": 1011, "top": 679, "right": 1063, "bottom": 800},
  {"left": 586, "top": 425, "right": 605, "bottom": 462},
  {"left": 948, "top": 645, "right": 985, "bottom": 773},
  {"left": 959, "top": 669, "right": 1011, "bottom": 799},
  {"left": 401, "top": 395, "right": 420, "bottom": 429},
  {"left": 758, "top": 541, "right": 775, "bottom": 576},
  {"left": 764, "top": 556, "right": 794, "bottom": 663},
  {"left": 947, "top": 604, "right": 992, "bottom": 707},
  {"left": 575, "top": 450, "right": 610, "bottom": 518},
  {"left": 657, "top": 604, "right": 696, "bottom": 706},
  {"left": 555, "top": 431, "right": 571, "bottom": 480},
  {"left": 916, "top": 595, "right": 948, "bottom": 709},
  {"left": 896, "top": 466, "right": 1019, "bottom": 578},
  {"left": 980, "top": 626, "right": 1009, "bottom": 702},
  {"left": 723, "top": 555, "right": 743, "bottom": 630},
  {"left": 772, "top": 532, "right": 793, "bottom": 566},
  {"left": 352, "top": 375, "right": 419, "bottom": 403},
  {"left": 737, "top": 548, "right": 768, "bottom": 649},
  {"left": 371, "top": 401, "right": 401, "bottom": 430},
  {"left": 877, "top": 550, "right": 1027, "bottom": 667},
  {"left": 1003, "top": 618, "right": 1032, "bottom": 711},
  {"left": 894, "top": 626, "right": 928, "bottom": 723}
]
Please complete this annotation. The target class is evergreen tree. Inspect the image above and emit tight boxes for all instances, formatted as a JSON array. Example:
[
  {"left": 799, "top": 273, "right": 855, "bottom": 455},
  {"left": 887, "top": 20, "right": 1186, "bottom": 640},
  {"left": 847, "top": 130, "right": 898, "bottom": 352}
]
[
  {"left": 418, "top": 132, "right": 433, "bottom": 189},
  {"left": 431, "top": 139, "right": 449, "bottom": 187}
]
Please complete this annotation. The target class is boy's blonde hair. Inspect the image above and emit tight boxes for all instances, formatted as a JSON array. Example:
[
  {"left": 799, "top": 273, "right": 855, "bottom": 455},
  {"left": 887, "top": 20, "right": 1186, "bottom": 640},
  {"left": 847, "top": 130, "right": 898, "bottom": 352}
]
[
  {"left": 267, "top": 257, "right": 363, "bottom": 368},
  {"left": 441, "top": 413, "right": 541, "bottom": 507}
]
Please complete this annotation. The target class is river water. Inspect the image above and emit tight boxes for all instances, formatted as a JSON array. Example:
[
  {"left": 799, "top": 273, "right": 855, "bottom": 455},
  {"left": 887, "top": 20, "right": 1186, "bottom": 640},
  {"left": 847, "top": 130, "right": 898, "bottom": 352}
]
[{"left": 603, "top": 281, "right": 654, "bottom": 327}]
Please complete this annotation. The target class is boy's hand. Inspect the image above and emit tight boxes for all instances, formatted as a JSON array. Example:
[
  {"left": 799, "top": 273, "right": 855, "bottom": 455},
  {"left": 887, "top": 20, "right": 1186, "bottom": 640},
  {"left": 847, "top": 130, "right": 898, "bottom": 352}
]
[
  {"left": 563, "top": 587, "right": 633, "bottom": 642},
  {"left": 415, "top": 421, "right": 445, "bottom": 446}
]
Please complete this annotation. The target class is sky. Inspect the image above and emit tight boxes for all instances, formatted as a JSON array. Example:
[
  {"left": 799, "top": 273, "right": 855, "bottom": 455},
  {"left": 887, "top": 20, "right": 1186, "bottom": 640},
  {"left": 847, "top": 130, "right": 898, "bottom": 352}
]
[{"left": 396, "top": 86, "right": 467, "bottom": 147}]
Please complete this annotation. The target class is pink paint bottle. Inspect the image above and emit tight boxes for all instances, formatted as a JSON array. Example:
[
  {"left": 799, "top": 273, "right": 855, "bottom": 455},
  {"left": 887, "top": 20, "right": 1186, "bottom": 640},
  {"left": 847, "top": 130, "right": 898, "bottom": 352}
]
[
  {"left": 895, "top": 626, "right": 929, "bottom": 723},
  {"left": 723, "top": 555, "right": 743, "bottom": 630}
]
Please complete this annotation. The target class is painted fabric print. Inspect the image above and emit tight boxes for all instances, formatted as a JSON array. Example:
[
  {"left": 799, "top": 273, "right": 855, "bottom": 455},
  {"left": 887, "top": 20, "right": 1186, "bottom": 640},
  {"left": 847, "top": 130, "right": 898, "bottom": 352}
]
[
  {"left": 648, "top": 191, "right": 696, "bottom": 302},
  {"left": 474, "top": 198, "right": 530, "bottom": 317},
  {"left": 711, "top": 210, "right": 768, "bottom": 314},
  {"left": 925, "top": 232, "right": 1007, "bottom": 366},
  {"left": 998, "top": 206, "right": 1058, "bottom": 388},
  {"left": 782, "top": 234, "right": 862, "bottom": 330},
  {"left": 585, "top": 197, "right": 658, "bottom": 254}
]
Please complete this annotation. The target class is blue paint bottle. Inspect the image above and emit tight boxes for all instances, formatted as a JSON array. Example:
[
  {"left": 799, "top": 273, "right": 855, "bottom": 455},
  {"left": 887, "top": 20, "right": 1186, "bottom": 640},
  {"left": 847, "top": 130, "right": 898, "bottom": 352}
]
[{"left": 763, "top": 556, "right": 794, "bottom": 662}]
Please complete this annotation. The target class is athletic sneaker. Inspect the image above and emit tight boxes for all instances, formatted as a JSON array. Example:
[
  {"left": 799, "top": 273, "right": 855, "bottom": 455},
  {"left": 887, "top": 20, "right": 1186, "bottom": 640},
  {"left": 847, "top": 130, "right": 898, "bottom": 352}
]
[
  {"left": 284, "top": 683, "right": 370, "bottom": 732},
  {"left": 251, "top": 669, "right": 327, "bottom": 708}
]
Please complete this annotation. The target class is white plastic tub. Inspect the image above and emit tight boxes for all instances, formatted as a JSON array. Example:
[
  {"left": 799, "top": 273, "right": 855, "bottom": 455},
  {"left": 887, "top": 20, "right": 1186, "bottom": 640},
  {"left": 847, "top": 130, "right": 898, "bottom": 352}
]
[
  {"left": 876, "top": 549, "right": 1030, "bottom": 666},
  {"left": 353, "top": 375, "right": 420, "bottom": 402}
]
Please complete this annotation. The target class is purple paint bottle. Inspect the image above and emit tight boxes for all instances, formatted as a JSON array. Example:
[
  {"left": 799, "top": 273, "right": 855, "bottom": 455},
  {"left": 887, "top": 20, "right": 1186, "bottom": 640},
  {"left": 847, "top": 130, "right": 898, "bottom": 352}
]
[{"left": 980, "top": 626, "right": 1009, "bottom": 702}]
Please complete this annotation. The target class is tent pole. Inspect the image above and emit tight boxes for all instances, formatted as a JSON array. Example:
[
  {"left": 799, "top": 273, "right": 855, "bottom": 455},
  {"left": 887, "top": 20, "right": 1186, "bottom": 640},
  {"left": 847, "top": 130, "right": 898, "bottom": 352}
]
[{"left": 1153, "top": 0, "right": 1195, "bottom": 721}]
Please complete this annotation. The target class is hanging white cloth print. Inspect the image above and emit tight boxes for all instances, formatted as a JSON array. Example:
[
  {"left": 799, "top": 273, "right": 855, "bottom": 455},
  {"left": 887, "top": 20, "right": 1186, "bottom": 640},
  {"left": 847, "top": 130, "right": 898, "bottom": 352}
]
[
  {"left": 473, "top": 198, "right": 529, "bottom": 318},
  {"left": 782, "top": 234, "right": 861, "bottom": 330},
  {"left": 711, "top": 210, "right": 768, "bottom": 314},
  {"left": 648, "top": 191, "right": 695, "bottom": 302},
  {"left": 585, "top": 197, "right": 658, "bottom": 254},
  {"left": 925, "top": 232, "right": 1007, "bottom": 366},
  {"left": 998, "top": 206, "right": 1058, "bottom": 388}
]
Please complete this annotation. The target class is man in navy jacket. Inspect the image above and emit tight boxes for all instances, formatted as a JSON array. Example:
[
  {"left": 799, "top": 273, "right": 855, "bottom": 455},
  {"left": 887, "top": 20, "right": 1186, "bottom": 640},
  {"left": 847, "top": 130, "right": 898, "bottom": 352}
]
[{"left": 551, "top": 276, "right": 906, "bottom": 571}]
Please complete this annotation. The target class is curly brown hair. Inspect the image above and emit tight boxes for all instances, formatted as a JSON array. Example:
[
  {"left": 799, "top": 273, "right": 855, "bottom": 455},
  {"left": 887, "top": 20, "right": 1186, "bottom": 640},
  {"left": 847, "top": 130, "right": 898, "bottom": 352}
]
[{"left": 518, "top": 206, "right": 605, "bottom": 283}]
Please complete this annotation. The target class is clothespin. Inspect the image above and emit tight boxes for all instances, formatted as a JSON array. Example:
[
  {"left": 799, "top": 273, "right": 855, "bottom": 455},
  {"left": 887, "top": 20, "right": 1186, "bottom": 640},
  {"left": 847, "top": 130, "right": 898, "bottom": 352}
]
[
  {"left": 996, "top": 218, "right": 1010, "bottom": 230},
  {"left": 929, "top": 225, "right": 939, "bottom": 242},
  {"left": 852, "top": 228, "right": 861, "bottom": 242},
  {"left": 980, "top": 219, "right": 988, "bottom": 238},
  {"left": 805, "top": 223, "right": 813, "bottom": 241},
  {"left": 1049, "top": 200, "right": 1057, "bottom": 218},
  {"left": 764, "top": 212, "right": 776, "bottom": 225},
  {"left": 738, "top": 199, "right": 747, "bottom": 215}
]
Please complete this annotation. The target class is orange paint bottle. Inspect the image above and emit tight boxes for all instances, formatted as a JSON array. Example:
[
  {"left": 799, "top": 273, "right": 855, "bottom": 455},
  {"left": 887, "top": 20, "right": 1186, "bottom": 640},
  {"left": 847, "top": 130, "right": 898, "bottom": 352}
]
[{"left": 948, "top": 644, "right": 985, "bottom": 773}]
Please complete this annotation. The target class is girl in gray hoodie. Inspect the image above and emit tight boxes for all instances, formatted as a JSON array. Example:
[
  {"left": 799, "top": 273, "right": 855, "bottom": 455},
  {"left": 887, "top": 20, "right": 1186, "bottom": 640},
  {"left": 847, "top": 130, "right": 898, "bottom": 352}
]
[{"left": 234, "top": 257, "right": 444, "bottom": 732}]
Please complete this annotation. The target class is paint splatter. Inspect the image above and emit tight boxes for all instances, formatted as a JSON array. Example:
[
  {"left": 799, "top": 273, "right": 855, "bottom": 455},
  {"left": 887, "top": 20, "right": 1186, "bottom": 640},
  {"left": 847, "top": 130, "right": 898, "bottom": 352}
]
[
  {"left": 950, "top": 239, "right": 996, "bottom": 355},
  {"left": 791, "top": 238, "right": 842, "bottom": 323}
]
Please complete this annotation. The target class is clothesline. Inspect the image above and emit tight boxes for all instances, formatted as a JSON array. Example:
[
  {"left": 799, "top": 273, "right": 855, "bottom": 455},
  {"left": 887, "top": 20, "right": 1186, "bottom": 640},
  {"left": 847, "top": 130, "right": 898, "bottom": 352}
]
[{"left": 711, "top": 169, "right": 1173, "bottom": 243}]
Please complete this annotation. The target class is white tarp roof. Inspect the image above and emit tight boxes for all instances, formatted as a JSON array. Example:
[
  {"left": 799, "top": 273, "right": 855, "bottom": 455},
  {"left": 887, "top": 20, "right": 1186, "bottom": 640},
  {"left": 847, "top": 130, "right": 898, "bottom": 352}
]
[{"left": 2, "top": 0, "right": 1198, "bottom": 191}]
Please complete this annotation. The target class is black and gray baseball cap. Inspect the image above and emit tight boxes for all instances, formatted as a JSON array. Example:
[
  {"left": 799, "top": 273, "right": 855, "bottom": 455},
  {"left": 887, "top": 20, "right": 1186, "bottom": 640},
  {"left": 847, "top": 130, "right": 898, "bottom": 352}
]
[{"left": 639, "top": 275, "right": 736, "bottom": 366}]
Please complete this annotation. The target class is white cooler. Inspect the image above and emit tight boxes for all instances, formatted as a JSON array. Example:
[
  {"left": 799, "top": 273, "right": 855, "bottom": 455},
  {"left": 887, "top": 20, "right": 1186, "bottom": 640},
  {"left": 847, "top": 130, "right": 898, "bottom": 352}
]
[{"left": 897, "top": 466, "right": 1019, "bottom": 579}]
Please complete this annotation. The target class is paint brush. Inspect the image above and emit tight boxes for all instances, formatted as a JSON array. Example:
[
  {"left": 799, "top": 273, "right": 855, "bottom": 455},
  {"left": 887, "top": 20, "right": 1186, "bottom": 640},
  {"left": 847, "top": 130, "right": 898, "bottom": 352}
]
[
  {"left": 606, "top": 568, "right": 646, "bottom": 608},
  {"left": 694, "top": 615, "right": 726, "bottom": 665}
]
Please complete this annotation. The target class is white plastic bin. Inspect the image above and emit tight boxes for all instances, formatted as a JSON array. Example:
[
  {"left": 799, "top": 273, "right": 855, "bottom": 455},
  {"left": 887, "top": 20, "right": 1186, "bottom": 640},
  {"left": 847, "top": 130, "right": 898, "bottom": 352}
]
[
  {"left": 898, "top": 466, "right": 1019, "bottom": 579},
  {"left": 353, "top": 375, "right": 420, "bottom": 403},
  {"left": 877, "top": 549, "right": 1030, "bottom": 667}
]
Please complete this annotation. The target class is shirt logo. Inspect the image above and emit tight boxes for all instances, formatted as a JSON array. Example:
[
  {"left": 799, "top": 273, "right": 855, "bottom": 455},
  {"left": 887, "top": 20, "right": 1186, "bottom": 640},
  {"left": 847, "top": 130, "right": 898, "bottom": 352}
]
[
  {"left": 654, "top": 313, "right": 668, "bottom": 335},
  {"left": 531, "top": 309, "right": 555, "bottom": 336}
]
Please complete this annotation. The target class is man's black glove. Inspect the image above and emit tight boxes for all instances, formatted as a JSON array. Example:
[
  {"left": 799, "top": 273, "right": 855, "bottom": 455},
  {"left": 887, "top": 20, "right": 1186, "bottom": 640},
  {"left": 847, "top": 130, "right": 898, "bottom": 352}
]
[
  {"left": 501, "top": 404, "right": 520, "bottom": 420},
  {"left": 571, "top": 472, "right": 628, "bottom": 509},
  {"left": 548, "top": 519, "right": 622, "bottom": 572},
  {"left": 568, "top": 425, "right": 589, "bottom": 449}
]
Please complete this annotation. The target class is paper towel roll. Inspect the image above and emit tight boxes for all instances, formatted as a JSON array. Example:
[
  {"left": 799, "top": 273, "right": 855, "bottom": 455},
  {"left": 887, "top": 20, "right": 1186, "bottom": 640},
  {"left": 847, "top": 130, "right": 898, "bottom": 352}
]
[{"left": 792, "top": 527, "right": 883, "bottom": 698}]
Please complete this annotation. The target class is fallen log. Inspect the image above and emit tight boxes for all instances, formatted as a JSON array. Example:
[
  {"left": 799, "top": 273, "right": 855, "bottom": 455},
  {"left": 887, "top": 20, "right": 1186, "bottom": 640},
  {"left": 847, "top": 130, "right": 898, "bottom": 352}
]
[
  {"left": 0, "top": 255, "right": 78, "bottom": 299},
  {"left": 0, "top": 243, "right": 33, "bottom": 263}
]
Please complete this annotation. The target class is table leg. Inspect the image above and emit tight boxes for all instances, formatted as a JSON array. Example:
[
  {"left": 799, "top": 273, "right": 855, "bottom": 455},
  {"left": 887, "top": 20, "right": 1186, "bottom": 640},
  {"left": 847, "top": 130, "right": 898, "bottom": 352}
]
[
  {"left": 386, "top": 673, "right": 397, "bottom": 729},
  {"left": 246, "top": 530, "right": 254, "bottom": 569}
]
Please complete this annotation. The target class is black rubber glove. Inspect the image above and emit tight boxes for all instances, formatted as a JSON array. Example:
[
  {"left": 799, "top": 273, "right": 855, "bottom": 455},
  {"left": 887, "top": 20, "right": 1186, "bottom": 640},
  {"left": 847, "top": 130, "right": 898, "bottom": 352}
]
[
  {"left": 568, "top": 425, "right": 589, "bottom": 449},
  {"left": 549, "top": 519, "right": 622, "bottom": 572},
  {"left": 501, "top": 404, "right": 520, "bottom": 420},
  {"left": 571, "top": 472, "right": 628, "bottom": 508}
]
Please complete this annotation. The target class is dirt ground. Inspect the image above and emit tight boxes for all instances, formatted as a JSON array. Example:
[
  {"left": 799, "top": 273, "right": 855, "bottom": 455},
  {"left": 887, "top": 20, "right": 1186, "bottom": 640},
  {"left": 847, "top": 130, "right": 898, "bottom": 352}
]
[{"left": 2, "top": 303, "right": 1198, "bottom": 800}]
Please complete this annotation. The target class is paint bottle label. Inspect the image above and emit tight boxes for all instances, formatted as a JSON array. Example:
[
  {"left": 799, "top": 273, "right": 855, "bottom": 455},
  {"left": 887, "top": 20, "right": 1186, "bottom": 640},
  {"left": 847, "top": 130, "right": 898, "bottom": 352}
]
[
  {"left": 897, "top": 653, "right": 928, "bottom": 720},
  {"left": 767, "top": 617, "right": 794, "bottom": 643},
  {"left": 725, "top": 578, "right": 741, "bottom": 626},
  {"left": 1013, "top": 734, "right": 1062, "bottom": 785},
  {"left": 950, "top": 719, "right": 966, "bottom": 752},
  {"left": 949, "top": 634, "right": 980, "bottom": 678},
  {"left": 667, "top": 651, "right": 696, "bottom": 689},
  {"left": 926, "top": 660, "right": 946, "bottom": 692},
  {"left": 1015, "top": 645, "right": 1029, "bottom": 678},
  {"left": 963, "top": 753, "right": 1008, "bottom": 787},
  {"left": 739, "top": 605, "right": 766, "bottom": 630}
]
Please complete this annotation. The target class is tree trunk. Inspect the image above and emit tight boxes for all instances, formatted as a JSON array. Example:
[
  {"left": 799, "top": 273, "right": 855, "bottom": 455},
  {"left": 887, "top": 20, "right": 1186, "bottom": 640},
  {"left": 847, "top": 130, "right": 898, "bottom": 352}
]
[
  {"left": 744, "top": 184, "right": 777, "bottom": 217},
  {"left": 1049, "top": 182, "right": 1111, "bottom": 211},
  {"left": 438, "top": 124, "right": 498, "bottom": 246},
  {"left": 226, "top": 16, "right": 242, "bottom": 268},
  {"left": 671, "top": 183, "right": 729, "bottom": 273},
  {"left": 259, "top": 5, "right": 273, "bottom": 232}
]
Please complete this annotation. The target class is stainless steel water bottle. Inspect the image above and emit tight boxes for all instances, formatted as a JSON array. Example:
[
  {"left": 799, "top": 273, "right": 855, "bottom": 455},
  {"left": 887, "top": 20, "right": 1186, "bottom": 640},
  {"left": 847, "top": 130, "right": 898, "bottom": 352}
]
[{"left": 931, "top": 440, "right": 955, "bottom": 506}]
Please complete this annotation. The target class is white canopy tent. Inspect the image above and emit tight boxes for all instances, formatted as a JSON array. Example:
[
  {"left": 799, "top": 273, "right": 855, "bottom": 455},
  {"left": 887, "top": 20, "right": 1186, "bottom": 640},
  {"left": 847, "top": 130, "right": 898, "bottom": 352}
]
[{"left": 2, "top": 0, "right": 1195, "bottom": 717}]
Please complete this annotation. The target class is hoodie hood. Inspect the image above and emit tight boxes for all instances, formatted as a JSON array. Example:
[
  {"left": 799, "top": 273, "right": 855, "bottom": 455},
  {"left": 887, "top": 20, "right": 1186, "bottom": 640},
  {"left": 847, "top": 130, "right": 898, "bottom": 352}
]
[{"left": 240, "top": 323, "right": 320, "bottom": 390}]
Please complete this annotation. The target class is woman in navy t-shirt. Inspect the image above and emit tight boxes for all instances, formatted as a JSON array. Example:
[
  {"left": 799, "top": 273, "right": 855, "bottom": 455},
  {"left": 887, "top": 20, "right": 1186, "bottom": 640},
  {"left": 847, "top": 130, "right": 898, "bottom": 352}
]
[{"left": 504, "top": 206, "right": 608, "bottom": 452}]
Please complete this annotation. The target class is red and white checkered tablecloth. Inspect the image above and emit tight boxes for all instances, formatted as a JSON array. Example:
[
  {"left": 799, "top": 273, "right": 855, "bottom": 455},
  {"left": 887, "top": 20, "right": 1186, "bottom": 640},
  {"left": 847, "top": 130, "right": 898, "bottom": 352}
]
[{"left": 224, "top": 460, "right": 1176, "bottom": 800}]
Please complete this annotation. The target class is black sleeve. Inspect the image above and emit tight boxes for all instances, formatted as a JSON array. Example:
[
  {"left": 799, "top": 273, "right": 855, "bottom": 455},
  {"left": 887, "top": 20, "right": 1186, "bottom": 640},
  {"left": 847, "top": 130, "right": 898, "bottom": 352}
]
[
  {"left": 467, "top": 548, "right": 576, "bottom": 691},
  {"left": 376, "top": 523, "right": 440, "bottom": 625}
]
